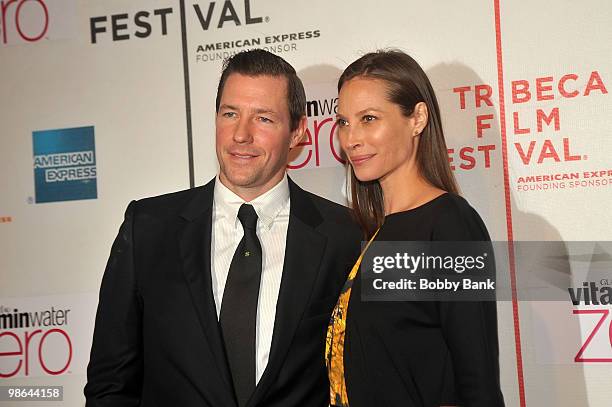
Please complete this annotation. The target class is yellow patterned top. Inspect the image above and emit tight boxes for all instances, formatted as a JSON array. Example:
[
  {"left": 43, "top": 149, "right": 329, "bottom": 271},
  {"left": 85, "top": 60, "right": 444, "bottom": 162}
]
[{"left": 325, "top": 231, "right": 378, "bottom": 407}]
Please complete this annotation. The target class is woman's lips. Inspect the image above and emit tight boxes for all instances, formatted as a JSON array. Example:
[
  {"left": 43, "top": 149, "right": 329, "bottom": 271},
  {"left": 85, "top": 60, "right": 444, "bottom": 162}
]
[{"left": 350, "top": 154, "right": 375, "bottom": 166}]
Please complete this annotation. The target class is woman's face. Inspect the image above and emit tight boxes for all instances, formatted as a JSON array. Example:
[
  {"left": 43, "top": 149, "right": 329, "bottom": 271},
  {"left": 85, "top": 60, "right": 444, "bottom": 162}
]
[{"left": 336, "top": 77, "right": 426, "bottom": 183}]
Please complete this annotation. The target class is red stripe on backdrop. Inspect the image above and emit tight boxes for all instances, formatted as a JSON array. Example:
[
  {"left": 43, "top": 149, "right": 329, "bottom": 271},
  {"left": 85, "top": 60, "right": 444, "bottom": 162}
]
[{"left": 493, "top": 1, "right": 527, "bottom": 406}]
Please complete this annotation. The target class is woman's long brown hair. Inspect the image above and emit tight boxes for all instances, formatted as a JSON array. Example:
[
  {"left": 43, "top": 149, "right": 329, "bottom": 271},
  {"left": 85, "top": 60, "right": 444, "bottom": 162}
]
[{"left": 339, "top": 50, "right": 459, "bottom": 238}]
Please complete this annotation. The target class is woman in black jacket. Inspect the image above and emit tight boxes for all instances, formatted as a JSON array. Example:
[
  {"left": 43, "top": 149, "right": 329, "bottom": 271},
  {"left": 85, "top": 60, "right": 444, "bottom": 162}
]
[{"left": 326, "top": 50, "right": 505, "bottom": 407}]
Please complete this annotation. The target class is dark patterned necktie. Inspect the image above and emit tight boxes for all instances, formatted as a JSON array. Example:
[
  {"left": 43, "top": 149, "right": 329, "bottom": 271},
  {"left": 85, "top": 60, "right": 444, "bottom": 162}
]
[{"left": 219, "top": 203, "right": 262, "bottom": 407}]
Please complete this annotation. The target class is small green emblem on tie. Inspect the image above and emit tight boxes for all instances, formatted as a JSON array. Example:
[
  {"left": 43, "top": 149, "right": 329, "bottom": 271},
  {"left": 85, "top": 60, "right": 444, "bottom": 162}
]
[{"left": 244, "top": 251, "right": 251, "bottom": 257}]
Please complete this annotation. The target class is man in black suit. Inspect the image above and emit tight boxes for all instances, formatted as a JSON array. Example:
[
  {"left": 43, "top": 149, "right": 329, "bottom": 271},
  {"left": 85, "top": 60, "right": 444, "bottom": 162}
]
[{"left": 84, "top": 49, "right": 360, "bottom": 407}]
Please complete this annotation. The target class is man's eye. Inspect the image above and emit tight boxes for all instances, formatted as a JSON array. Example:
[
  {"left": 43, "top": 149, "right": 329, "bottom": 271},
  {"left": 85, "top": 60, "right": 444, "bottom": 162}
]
[
  {"left": 258, "top": 116, "right": 273, "bottom": 123},
  {"left": 362, "top": 115, "right": 377, "bottom": 122},
  {"left": 336, "top": 118, "right": 348, "bottom": 127},
  {"left": 222, "top": 111, "right": 237, "bottom": 118}
]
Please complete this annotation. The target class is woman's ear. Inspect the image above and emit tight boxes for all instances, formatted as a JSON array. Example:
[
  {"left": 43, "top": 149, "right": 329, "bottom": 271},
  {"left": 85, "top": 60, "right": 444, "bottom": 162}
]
[{"left": 412, "top": 102, "right": 429, "bottom": 137}]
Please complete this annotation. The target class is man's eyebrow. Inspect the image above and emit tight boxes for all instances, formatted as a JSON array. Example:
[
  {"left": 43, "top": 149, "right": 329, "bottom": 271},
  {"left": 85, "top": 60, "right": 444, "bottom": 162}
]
[
  {"left": 253, "top": 108, "right": 278, "bottom": 115},
  {"left": 218, "top": 104, "right": 278, "bottom": 116}
]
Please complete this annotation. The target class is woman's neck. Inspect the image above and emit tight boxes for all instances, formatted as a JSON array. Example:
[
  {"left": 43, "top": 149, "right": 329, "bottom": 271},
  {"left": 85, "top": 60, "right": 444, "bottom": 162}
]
[{"left": 380, "top": 166, "right": 444, "bottom": 215}]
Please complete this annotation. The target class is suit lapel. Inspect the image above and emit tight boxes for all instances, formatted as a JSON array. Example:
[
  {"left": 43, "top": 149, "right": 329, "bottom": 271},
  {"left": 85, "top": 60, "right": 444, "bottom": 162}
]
[
  {"left": 178, "top": 178, "right": 235, "bottom": 401},
  {"left": 247, "top": 178, "right": 328, "bottom": 406}
]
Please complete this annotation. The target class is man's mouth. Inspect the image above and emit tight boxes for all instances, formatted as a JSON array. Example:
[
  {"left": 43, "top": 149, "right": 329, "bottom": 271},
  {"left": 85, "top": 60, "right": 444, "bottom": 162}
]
[{"left": 229, "top": 151, "right": 259, "bottom": 159}]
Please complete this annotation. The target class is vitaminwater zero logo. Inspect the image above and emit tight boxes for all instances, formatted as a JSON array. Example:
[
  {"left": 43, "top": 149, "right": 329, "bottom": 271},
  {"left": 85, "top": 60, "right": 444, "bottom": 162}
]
[
  {"left": 1, "top": 0, "right": 78, "bottom": 45},
  {"left": 32, "top": 126, "right": 97, "bottom": 204},
  {"left": 0, "top": 305, "right": 73, "bottom": 378},
  {"left": 0, "top": 0, "right": 48, "bottom": 44},
  {"left": 288, "top": 86, "right": 344, "bottom": 170},
  {"left": 569, "top": 280, "right": 612, "bottom": 362}
]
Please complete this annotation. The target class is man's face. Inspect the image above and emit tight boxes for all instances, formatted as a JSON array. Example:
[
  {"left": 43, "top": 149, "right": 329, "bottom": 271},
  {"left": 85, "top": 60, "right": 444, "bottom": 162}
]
[{"left": 215, "top": 73, "right": 305, "bottom": 200}]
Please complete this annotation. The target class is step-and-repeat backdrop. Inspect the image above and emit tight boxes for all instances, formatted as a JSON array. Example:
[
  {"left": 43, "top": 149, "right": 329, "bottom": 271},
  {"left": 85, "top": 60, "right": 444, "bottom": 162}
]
[{"left": 1, "top": 1, "right": 610, "bottom": 405}]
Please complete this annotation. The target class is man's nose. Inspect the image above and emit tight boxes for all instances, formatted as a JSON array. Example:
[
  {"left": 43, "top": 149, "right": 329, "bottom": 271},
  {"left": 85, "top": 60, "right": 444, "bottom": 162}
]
[{"left": 232, "top": 116, "right": 253, "bottom": 143}]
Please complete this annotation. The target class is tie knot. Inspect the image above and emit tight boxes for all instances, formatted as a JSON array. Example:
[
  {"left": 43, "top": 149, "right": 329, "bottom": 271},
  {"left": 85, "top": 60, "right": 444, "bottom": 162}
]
[{"left": 237, "top": 204, "right": 258, "bottom": 230}]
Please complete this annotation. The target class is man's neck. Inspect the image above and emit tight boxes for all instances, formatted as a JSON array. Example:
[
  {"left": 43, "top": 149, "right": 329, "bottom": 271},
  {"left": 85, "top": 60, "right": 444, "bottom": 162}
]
[{"left": 218, "top": 173, "right": 287, "bottom": 202}]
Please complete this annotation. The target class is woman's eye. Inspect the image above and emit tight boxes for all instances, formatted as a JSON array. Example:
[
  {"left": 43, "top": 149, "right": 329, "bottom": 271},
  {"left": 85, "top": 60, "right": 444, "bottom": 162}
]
[
  {"left": 336, "top": 118, "right": 348, "bottom": 127},
  {"left": 362, "top": 115, "right": 377, "bottom": 122}
]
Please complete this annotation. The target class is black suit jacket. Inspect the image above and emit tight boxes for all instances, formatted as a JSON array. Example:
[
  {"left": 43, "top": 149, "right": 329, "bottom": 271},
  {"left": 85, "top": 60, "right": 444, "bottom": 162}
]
[{"left": 85, "top": 178, "right": 361, "bottom": 407}]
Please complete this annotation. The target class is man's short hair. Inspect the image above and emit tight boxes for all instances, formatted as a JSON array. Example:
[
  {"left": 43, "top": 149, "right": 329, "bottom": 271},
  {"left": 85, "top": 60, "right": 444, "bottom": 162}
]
[{"left": 215, "top": 49, "right": 306, "bottom": 131}]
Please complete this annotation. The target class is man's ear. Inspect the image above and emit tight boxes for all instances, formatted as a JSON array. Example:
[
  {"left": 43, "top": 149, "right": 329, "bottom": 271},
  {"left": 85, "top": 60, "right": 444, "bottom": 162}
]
[
  {"left": 289, "top": 116, "right": 308, "bottom": 149},
  {"left": 412, "top": 102, "right": 429, "bottom": 137}
]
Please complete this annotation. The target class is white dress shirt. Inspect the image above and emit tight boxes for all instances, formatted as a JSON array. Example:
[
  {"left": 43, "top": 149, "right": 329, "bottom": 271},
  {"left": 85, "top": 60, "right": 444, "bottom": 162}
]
[{"left": 211, "top": 174, "right": 290, "bottom": 383}]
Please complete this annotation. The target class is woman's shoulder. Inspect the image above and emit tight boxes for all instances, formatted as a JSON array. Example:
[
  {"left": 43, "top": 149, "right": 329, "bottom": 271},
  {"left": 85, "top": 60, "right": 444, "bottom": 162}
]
[
  {"left": 380, "top": 192, "right": 490, "bottom": 241},
  {"left": 430, "top": 192, "right": 491, "bottom": 241},
  {"left": 389, "top": 191, "right": 479, "bottom": 220},
  {"left": 433, "top": 192, "right": 477, "bottom": 215}
]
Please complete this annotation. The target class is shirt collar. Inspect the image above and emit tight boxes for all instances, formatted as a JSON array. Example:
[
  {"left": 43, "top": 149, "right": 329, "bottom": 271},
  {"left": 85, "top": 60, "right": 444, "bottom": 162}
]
[{"left": 214, "top": 174, "right": 290, "bottom": 230}]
